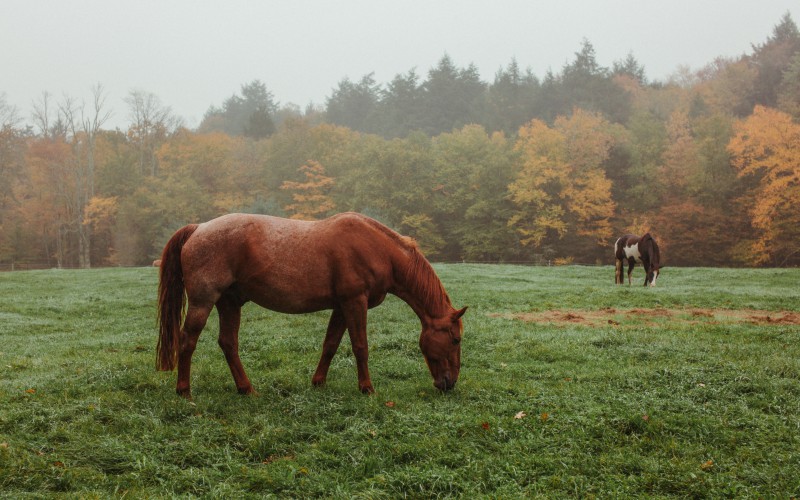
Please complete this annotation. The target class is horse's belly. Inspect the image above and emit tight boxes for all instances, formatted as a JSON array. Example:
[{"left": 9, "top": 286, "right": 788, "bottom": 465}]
[{"left": 239, "top": 279, "right": 335, "bottom": 314}]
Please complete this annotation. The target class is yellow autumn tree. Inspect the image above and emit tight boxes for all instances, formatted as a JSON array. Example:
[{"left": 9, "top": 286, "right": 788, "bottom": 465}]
[
  {"left": 728, "top": 106, "right": 800, "bottom": 265},
  {"left": 509, "top": 109, "right": 616, "bottom": 250},
  {"left": 507, "top": 119, "right": 567, "bottom": 246},
  {"left": 84, "top": 196, "right": 119, "bottom": 265},
  {"left": 157, "top": 130, "right": 250, "bottom": 214},
  {"left": 281, "top": 160, "right": 336, "bottom": 220}
]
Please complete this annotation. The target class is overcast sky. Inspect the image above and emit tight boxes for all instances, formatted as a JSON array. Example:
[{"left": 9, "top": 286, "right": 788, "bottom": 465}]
[{"left": 1, "top": 1, "right": 796, "bottom": 130}]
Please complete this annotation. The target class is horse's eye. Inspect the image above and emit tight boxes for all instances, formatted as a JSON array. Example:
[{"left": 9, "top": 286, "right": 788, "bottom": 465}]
[{"left": 452, "top": 337, "right": 461, "bottom": 346}]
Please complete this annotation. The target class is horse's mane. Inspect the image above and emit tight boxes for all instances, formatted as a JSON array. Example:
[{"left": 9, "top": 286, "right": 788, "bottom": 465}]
[
  {"left": 355, "top": 214, "right": 452, "bottom": 313},
  {"left": 400, "top": 245, "right": 453, "bottom": 313}
]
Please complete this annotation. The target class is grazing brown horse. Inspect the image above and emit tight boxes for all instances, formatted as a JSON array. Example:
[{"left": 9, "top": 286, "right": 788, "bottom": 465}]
[
  {"left": 157, "top": 212, "right": 467, "bottom": 398},
  {"left": 614, "top": 233, "right": 662, "bottom": 286}
]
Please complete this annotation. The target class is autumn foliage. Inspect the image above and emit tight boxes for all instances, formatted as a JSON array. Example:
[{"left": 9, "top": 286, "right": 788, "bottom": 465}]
[
  {"left": 2, "top": 14, "right": 799, "bottom": 268},
  {"left": 728, "top": 106, "right": 800, "bottom": 265}
]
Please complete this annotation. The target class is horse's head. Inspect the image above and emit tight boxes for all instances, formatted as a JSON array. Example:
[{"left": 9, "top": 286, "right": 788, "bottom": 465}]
[
  {"left": 646, "top": 265, "right": 663, "bottom": 287},
  {"left": 419, "top": 306, "right": 467, "bottom": 391}
]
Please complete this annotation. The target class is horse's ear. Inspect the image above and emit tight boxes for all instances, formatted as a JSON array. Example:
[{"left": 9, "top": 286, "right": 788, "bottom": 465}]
[{"left": 453, "top": 307, "right": 468, "bottom": 320}]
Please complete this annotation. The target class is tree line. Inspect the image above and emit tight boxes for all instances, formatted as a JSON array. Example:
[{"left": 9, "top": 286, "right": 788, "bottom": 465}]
[{"left": 1, "top": 13, "right": 799, "bottom": 269}]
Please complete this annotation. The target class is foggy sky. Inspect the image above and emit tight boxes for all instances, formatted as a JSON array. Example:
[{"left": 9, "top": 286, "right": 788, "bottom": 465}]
[{"left": 2, "top": 0, "right": 796, "bottom": 130}]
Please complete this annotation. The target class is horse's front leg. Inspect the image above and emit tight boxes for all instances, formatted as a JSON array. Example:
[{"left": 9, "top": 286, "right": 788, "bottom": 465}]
[
  {"left": 342, "top": 296, "right": 374, "bottom": 394},
  {"left": 176, "top": 303, "right": 212, "bottom": 399},
  {"left": 312, "top": 307, "right": 346, "bottom": 387},
  {"left": 216, "top": 296, "right": 255, "bottom": 395},
  {"left": 642, "top": 259, "right": 653, "bottom": 286},
  {"left": 627, "top": 258, "right": 636, "bottom": 286}
]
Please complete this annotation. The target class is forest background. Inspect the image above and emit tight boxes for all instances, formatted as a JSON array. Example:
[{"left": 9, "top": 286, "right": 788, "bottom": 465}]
[{"left": 1, "top": 14, "right": 799, "bottom": 269}]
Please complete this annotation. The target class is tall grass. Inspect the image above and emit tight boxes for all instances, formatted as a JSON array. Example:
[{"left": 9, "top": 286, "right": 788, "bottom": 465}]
[{"left": 1, "top": 265, "right": 798, "bottom": 497}]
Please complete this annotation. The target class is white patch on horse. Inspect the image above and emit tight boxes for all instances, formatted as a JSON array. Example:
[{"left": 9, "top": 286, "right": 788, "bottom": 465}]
[
  {"left": 622, "top": 243, "right": 642, "bottom": 263},
  {"left": 650, "top": 270, "right": 659, "bottom": 287}
]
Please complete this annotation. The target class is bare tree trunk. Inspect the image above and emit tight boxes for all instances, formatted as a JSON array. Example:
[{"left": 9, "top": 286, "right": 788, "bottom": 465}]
[
  {"left": 125, "top": 90, "right": 181, "bottom": 178},
  {"left": 56, "top": 85, "right": 111, "bottom": 269}
]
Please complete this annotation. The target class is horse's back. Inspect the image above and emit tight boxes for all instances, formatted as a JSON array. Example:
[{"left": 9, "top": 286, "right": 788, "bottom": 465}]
[
  {"left": 615, "top": 234, "right": 639, "bottom": 259},
  {"left": 180, "top": 213, "right": 404, "bottom": 312}
]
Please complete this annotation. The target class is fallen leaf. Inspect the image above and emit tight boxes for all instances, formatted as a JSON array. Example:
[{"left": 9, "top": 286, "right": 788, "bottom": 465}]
[
  {"left": 25, "top": 388, "right": 35, "bottom": 394},
  {"left": 642, "top": 414, "right": 650, "bottom": 422},
  {"left": 540, "top": 412, "right": 549, "bottom": 422},
  {"left": 481, "top": 422, "right": 490, "bottom": 430},
  {"left": 263, "top": 454, "right": 295, "bottom": 464},
  {"left": 0, "top": 443, "right": 8, "bottom": 449},
  {"left": 698, "top": 383, "right": 706, "bottom": 388},
  {"left": 514, "top": 411, "right": 527, "bottom": 419},
  {"left": 53, "top": 461, "right": 65, "bottom": 468},
  {"left": 700, "top": 460, "right": 714, "bottom": 471},
  {"left": 384, "top": 401, "right": 395, "bottom": 408}
]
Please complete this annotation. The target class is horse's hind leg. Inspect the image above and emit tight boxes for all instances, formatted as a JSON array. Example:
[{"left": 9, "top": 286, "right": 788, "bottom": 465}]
[
  {"left": 176, "top": 303, "right": 213, "bottom": 398},
  {"left": 216, "top": 296, "right": 255, "bottom": 395},
  {"left": 615, "top": 259, "right": 623, "bottom": 284},
  {"left": 312, "top": 307, "right": 346, "bottom": 387}
]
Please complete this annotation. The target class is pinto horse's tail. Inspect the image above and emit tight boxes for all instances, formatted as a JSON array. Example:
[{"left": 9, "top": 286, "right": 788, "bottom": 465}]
[{"left": 156, "top": 224, "right": 199, "bottom": 371}]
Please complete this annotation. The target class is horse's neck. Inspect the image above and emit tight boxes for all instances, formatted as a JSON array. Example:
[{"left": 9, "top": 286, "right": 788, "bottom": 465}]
[{"left": 393, "top": 251, "right": 451, "bottom": 323}]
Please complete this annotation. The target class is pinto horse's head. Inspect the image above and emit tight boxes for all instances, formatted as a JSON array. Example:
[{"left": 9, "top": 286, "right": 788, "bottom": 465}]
[
  {"left": 419, "top": 306, "right": 467, "bottom": 391},
  {"left": 645, "top": 268, "right": 658, "bottom": 287},
  {"left": 645, "top": 265, "right": 663, "bottom": 287}
]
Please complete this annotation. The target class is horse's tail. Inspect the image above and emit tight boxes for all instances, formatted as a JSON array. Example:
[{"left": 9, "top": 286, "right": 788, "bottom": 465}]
[{"left": 156, "top": 224, "right": 199, "bottom": 371}]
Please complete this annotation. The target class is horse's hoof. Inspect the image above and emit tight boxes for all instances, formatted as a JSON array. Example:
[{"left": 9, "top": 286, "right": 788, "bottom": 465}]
[
  {"left": 176, "top": 388, "right": 192, "bottom": 399},
  {"left": 237, "top": 386, "right": 257, "bottom": 396},
  {"left": 311, "top": 376, "right": 326, "bottom": 387},
  {"left": 360, "top": 385, "right": 375, "bottom": 395}
]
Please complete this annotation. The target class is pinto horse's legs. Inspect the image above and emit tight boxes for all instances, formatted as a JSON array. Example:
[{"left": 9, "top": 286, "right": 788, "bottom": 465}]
[
  {"left": 342, "top": 296, "right": 374, "bottom": 394},
  {"left": 642, "top": 259, "right": 651, "bottom": 286},
  {"left": 615, "top": 259, "right": 623, "bottom": 284},
  {"left": 627, "top": 258, "right": 636, "bottom": 286},
  {"left": 216, "top": 296, "right": 255, "bottom": 395},
  {"left": 176, "top": 303, "right": 213, "bottom": 398},
  {"left": 311, "top": 307, "right": 347, "bottom": 387}
]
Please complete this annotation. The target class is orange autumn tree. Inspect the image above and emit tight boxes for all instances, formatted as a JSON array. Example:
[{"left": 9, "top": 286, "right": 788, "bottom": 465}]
[
  {"left": 509, "top": 109, "right": 617, "bottom": 259},
  {"left": 281, "top": 160, "right": 336, "bottom": 220},
  {"left": 728, "top": 105, "right": 800, "bottom": 265}
]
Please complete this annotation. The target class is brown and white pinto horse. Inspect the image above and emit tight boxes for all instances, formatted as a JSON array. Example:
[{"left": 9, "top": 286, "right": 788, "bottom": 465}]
[
  {"left": 157, "top": 212, "right": 467, "bottom": 398},
  {"left": 614, "top": 233, "right": 662, "bottom": 286}
]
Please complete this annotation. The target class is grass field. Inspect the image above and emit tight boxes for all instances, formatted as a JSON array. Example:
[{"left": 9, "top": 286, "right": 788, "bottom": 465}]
[{"left": 1, "top": 264, "right": 799, "bottom": 497}]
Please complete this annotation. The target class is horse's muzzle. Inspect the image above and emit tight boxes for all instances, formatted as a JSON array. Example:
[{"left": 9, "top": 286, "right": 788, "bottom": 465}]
[{"left": 435, "top": 375, "right": 457, "bottom": 392}]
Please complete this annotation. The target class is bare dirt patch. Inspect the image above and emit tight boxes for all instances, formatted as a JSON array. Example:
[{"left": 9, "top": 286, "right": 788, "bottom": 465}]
[{"left": 490, "top": 308, "right": 800, "bottom": 327}]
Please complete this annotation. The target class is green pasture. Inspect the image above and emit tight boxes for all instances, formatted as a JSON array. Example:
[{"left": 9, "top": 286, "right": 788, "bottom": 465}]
[{"left": 1, "top": 265, "right": 799, "bottom": 497}]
